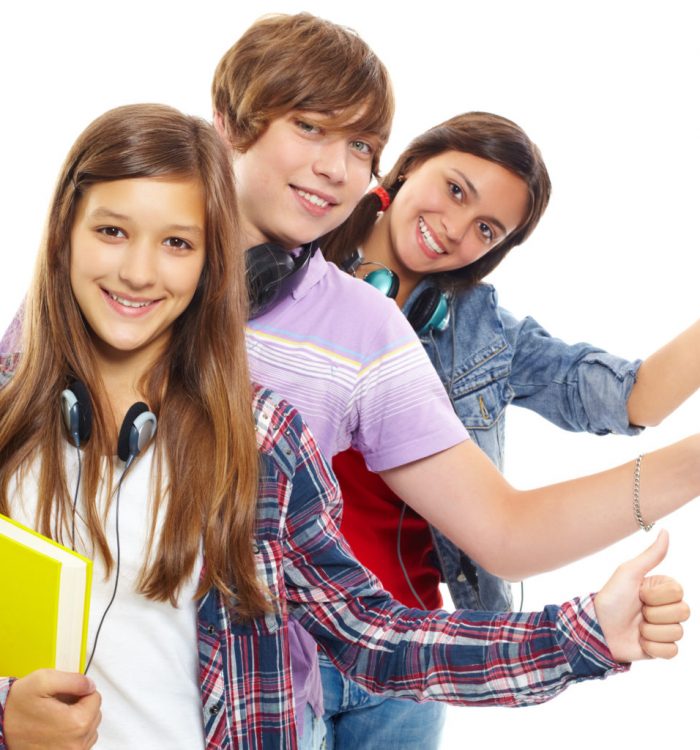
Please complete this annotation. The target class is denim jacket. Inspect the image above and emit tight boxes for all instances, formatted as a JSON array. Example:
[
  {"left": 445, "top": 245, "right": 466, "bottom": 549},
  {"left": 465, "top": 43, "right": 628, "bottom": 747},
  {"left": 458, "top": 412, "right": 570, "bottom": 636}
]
[{"left": 404, "top": 280, "right": 643, "bottom": 611}]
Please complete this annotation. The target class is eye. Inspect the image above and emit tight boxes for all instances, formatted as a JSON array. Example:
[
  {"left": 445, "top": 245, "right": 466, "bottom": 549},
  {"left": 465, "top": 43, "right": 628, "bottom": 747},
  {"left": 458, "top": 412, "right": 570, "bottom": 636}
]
[
  {"left": 448, "top": 181, "right": 464, "bottom": 201},
  {"left": 295, "top": 118, "right": 322, "bottom": 136},
  {"left": 477, "top": 221, "right": 494, "bottom": 243},
  {"left": 349, "top": 139, "right": 373, "bottom": 157},
  {"left": 97, "top": 226, "right": 126, "bottom": 239},
  {"left": 163, "top": 236, "right": 194, "bottom": 251}
]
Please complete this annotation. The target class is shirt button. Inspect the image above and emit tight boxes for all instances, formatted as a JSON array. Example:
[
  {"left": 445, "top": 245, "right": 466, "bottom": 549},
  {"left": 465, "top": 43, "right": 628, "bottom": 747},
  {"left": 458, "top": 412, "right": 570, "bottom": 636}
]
[
  {"left": 456, "top": 573, "right": 467, "bottom": 582},
  {"left": 252, "top": 543, "right": 260, "bottom": 554},
  {"left": 207, "top": 624, "right": 216, "bottom": 635},
  {"left": 209, "top": 703, "right": 221, "bottom": 716}
]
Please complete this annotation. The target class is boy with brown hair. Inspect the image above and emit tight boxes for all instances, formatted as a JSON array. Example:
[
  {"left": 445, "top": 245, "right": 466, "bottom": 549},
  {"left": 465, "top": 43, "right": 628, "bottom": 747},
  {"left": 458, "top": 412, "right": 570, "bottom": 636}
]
[{"left": 209, "top": 12, "right": 700, "bottom": 750}]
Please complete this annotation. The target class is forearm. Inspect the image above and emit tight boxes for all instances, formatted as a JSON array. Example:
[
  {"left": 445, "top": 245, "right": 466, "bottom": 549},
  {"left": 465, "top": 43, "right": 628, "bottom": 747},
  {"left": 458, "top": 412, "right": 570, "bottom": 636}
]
[
  {"left": 627, "top": 318, "right": 700, "bottom": 426},
  {"left": 293, "top": 588, "right": 624, "bottom": 707},
  {"left": 381, "top": 436, "right": 700, "bottom": 581}
]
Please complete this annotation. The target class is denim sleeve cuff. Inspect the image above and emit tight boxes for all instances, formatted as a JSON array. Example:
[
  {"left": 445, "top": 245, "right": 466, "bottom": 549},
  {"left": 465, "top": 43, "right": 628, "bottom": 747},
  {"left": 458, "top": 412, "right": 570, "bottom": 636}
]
[
  {"left": 554, "top": 595, "right": 630, "bottom": 678},
  {"left": 578, "top": 355, "right": 644, "bottom": 435}
]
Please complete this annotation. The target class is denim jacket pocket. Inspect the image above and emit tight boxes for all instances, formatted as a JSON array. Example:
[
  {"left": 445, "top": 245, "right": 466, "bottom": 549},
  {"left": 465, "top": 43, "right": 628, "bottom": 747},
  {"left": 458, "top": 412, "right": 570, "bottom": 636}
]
[{"left": 447, "top": 344, "right": 514, "bottom": 430}]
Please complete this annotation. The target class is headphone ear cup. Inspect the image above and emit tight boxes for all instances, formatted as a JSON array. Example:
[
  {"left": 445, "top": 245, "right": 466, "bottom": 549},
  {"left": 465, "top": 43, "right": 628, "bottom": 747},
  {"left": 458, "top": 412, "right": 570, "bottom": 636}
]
[
  {"left": 117, "top": 402, "right": 158, "bottom": 462},
  {"left": 363, "top": 267, "right": 400, "bottom": 299},
  {"left": 60, "top": 379, "right": 93, "bottom": 446},
  {"left": 406, "top": 287, "right": 450, "bottom": 335},
  {"left": 245, "top": 242, "right": 297, "bottom": 318}
]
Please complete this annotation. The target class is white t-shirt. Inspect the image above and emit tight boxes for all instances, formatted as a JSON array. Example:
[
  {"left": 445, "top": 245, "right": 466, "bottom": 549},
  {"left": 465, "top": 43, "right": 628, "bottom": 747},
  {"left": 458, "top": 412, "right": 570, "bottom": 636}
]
[{"left": 10, "top": 444, "right": 205, "bottom": 749}]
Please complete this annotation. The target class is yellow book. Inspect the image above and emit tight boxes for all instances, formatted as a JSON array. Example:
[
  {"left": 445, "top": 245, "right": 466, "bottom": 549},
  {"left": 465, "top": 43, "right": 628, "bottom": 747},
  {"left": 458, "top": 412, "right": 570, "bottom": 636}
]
[{"left": 0, "top": 513, "right": 92, "bottom": 677}]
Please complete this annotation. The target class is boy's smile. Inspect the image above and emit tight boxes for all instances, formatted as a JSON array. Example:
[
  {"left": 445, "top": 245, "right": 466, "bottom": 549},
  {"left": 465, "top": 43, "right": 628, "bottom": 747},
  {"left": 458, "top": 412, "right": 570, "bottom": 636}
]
[{"left": 230, "top": 112, "right": 375, "bottom": 250}]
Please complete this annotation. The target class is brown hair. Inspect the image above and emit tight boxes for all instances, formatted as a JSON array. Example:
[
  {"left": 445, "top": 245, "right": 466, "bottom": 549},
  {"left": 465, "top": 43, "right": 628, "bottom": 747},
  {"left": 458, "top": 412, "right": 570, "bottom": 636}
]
[
  {"left": 0, "top": 104, "right": 267, "bottom": 618},
  {"left": 324, "top": 112, "right": 552, "bottom": 292},
  {"left": 212, "top": 12, "right": 394, "bottom": 175}
]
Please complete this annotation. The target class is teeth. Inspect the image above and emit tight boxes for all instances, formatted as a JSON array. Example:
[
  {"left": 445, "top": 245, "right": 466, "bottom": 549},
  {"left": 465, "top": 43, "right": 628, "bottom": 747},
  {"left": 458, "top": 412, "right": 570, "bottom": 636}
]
[
  {"left": 419, "top": 217, "right": 445, "bottom": 254},
  {"left": 109, "top": 292, "right": 150, "bottom": 309},
  {"left": 296, "top": 189, "right": 329, "bottom": 208}
]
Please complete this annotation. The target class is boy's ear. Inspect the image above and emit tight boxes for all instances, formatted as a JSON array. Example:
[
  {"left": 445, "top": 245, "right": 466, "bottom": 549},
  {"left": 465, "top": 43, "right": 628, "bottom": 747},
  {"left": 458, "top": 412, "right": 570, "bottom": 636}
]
[{"left": 213, "top": 112, "right": 229, "bottom": 142}]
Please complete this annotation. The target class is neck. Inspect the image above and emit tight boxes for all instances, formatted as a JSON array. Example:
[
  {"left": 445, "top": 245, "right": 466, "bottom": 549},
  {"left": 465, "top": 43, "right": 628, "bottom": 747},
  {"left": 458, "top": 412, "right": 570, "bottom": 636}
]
[
  {"left": 362, "top": 211, "right": 423, "bottom": 308},
  {"left": 92, "top": 342, "right": 158, "bottom": 423}
]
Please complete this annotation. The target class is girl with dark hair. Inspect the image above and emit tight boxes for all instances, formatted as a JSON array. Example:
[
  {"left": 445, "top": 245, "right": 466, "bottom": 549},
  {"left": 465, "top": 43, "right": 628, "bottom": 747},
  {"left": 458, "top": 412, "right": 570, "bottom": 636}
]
[
  {"left": 321, "top": 111, "right": 700, "bottom": 747},
  {"left": 1, "top": 103, "right": 689, "bottom": 750}
]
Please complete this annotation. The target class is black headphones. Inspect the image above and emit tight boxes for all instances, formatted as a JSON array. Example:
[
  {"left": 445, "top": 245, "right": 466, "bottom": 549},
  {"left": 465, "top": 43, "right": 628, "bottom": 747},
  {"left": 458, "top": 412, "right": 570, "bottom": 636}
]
[
  {"left": 61, "top": 380, "right": 157, "bottom": 463},
  {"left": 246, "top": 240, "right": 318, "bottom": 319},
  {"left": 340, "top": 249, "right": 451, "bottom": 336}
]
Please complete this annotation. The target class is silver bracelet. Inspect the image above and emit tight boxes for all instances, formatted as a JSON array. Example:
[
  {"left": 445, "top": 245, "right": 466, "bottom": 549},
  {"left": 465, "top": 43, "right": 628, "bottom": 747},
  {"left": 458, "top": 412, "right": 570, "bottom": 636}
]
[{"left": 632, "top": 453, "right": 654, "bottom": 532}]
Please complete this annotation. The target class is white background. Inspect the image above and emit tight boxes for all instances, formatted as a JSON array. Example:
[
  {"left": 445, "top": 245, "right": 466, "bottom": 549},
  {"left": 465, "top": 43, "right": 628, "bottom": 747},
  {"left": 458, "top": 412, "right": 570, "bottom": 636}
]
[{"left": 1, "top": 1, "right": 698, "bottom": 747}]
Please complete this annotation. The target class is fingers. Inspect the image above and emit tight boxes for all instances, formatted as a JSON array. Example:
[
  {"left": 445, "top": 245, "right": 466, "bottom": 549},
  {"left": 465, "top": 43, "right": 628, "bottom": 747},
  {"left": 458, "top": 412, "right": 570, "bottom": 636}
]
[
  {"left": 639, "top": 588, "right": 690, "bottom": 661},
  {"left": 643, "top": 600, "right": 691, "bottom": 625},
  {"left": 640, "top": 639, "right": 679, "bottom": 660},
  {"left": 640, "top": 575, "right": 684, "bottom": 606},
  {"left": 640, "top": 622, "right": 684, "bottom": 642},
  {"left": 34, "top": 669, "right": 97, "bottom": 699}
]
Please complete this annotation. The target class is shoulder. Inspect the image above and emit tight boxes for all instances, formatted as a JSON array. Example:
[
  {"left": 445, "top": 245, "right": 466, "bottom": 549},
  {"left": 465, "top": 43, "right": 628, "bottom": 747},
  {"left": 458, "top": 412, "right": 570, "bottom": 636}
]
[
  {"left": 452, "top": 282, "right": 499, "bottom": 315},
  {"left": 251, "top": 385, "right": 308, "bottom": 476},
  {"left": 312, "top": 256, "right": 404, "bottom": 324}
]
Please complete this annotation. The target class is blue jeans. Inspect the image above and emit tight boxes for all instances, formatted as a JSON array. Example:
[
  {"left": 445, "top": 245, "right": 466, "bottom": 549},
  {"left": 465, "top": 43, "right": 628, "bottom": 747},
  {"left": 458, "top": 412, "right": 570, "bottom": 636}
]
[
  {"left": 299, "top": 701, "right": 327, "bottom": 750},
  {"left": 319, "top": 652, "right": 446, "bottom": 750}
]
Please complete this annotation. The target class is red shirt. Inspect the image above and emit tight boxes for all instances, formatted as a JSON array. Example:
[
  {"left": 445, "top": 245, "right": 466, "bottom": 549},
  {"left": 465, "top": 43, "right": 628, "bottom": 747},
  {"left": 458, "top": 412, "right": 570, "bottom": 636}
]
[{"left": 333, "top": 448, "right": 443, "bottom": 610}]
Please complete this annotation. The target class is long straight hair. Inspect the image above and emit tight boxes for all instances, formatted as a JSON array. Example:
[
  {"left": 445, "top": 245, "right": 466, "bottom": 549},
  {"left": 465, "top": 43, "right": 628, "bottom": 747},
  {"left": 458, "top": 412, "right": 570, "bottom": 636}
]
[
  {"left": 323, "top": 112, "right": 551, "bottom": 291},
  {"left": 0, "top": 104, "right": 268, "bottom": 618}
]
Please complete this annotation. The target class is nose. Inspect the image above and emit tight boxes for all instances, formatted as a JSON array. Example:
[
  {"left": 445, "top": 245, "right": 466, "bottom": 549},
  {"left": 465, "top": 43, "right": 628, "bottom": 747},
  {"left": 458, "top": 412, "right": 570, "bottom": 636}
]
[
  {"left": 312, "top": 137, "right": 348, "bottom": 184},
  {"left": 441, "top": 207, "right": 471, "bottom": 244},
  {"left": 118, "top": 240, "right": 157, "bottom": 289}
]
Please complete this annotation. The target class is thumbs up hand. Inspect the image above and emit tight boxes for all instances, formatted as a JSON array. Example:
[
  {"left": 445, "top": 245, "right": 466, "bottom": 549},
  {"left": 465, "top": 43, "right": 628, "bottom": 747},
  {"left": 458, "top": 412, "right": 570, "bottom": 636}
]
[{"left": 594, "top": 530, "right": 690, "bottom": 664}]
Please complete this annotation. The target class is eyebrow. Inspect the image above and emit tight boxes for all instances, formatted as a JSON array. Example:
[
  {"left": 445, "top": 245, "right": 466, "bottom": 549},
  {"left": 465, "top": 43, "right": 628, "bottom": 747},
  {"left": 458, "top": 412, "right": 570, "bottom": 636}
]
[
  {"left": 451, "top": 170, "right": 508, "bottom": 236},
  {"left": 88, "top": 208, "right": 205, "bottom": 239}
]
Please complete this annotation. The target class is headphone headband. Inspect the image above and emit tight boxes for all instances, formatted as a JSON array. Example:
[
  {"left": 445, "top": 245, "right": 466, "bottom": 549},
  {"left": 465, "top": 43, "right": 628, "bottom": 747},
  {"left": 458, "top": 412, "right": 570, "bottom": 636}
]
[{"left": 246, "top": 240, "right": 318, "bottom": 319}]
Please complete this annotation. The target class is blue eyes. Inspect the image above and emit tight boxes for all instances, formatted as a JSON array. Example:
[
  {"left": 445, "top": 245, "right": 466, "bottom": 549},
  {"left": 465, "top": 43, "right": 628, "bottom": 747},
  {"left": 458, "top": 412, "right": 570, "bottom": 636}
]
[
  {"left": 295, "top": 119, "right": 322, "bottom": 135},
  {"left": 295, "top": 118, "right": 373, "bottom": 157}
]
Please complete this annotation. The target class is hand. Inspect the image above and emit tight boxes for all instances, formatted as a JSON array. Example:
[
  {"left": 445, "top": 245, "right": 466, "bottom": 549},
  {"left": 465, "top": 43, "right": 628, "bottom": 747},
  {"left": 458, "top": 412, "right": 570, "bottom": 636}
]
[
  {"left": 594, "top": 529, "right": 690, "bottom": 663},
  {"left": 3, "top": 669, "right": 101, "bottom": 749}
]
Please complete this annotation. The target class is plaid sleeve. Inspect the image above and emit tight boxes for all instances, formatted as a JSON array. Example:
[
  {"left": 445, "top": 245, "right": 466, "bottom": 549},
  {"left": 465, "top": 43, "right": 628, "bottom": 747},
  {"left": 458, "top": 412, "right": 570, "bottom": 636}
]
[
  {"left": 280, "top": 415, "right": 628, "bottom": 708},
  {"left": 0, "top": 677, "right": 16, "bottom": 749}
]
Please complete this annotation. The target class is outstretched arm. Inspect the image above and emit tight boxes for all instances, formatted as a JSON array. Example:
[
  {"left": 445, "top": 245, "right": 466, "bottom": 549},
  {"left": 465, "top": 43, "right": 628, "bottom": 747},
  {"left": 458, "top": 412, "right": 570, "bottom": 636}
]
[
  {"left": 380, "top": 434, "right": 700, "bottom": 581},
  {"left": 627, "top": 319, "right": 700, "bottom": 426},
  {"left": 281, "top": 415, "right": 687, "bottom": 707}
]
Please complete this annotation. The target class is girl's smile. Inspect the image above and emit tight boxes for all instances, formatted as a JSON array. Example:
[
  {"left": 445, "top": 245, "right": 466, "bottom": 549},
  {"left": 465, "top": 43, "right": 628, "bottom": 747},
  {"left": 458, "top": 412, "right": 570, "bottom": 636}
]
[{"left": 69, "top": 177, "right": 206, "bottom": 370}]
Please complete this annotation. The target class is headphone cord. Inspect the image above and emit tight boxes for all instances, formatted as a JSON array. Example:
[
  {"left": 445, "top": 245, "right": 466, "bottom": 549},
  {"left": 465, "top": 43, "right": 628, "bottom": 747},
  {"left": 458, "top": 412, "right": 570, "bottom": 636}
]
[
  {"left": 84, "top": 456, "right": 131, "bottom": 675},
  {"left": 396, "top": 502, "right": 429, "bottom": 610},
  {"left": 70, "top": 443, "right": 82, "bottom": 551}
]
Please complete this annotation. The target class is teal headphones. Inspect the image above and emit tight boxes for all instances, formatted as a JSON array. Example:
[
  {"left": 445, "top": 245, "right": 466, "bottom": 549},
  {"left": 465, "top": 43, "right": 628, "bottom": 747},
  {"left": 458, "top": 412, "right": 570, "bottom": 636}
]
[{"left": 341, "top": 250, "right": 450, "bottom": 336}]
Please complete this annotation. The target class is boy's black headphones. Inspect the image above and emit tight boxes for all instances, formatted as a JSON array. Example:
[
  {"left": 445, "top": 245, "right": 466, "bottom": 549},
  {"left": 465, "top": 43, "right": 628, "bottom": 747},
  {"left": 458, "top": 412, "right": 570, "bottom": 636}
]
[
  {"left": 246, "top": 240, "right": 318, "bottom": 319},
  {"left": 340, "top": 249, "right": 450, "bottom": 336}
]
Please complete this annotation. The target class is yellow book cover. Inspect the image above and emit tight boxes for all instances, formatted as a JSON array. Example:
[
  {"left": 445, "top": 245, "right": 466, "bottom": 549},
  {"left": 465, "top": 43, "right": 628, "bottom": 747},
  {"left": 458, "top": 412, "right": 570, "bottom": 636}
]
[{"left": 0, "top": 513, "right": 92, "bottom": 677}]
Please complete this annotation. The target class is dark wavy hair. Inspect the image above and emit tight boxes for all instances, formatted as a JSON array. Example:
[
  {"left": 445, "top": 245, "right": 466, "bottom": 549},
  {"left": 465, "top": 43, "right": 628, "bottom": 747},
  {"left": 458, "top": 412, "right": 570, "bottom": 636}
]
[{"left": 323, "top": 112, "right": 551, "bottom": 292}]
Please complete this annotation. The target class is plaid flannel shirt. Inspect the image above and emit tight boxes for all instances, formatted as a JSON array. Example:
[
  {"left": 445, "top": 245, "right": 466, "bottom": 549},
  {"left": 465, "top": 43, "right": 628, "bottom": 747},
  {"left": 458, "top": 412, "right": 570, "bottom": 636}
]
[
  {"left": 193, "top": 387, "right": 625, "bottom": 749},
  {"left": 0, "top": 383, "right": 626, "bottom": 750}
]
